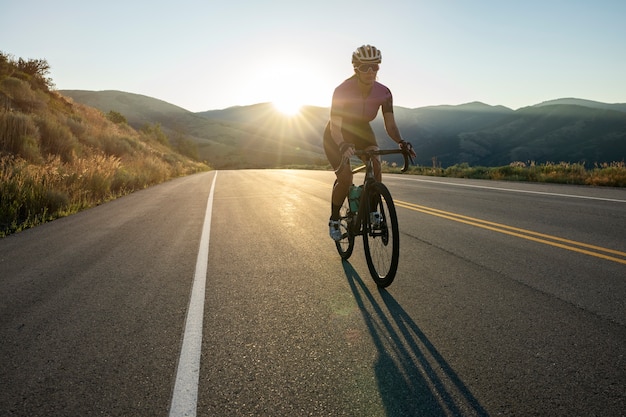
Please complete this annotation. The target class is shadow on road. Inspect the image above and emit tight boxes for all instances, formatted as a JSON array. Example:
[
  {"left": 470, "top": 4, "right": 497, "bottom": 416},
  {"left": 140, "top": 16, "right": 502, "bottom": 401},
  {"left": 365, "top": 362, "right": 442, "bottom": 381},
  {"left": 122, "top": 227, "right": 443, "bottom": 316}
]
[{"left": 342, "top": 261, "right": 489, "bottom": 417}]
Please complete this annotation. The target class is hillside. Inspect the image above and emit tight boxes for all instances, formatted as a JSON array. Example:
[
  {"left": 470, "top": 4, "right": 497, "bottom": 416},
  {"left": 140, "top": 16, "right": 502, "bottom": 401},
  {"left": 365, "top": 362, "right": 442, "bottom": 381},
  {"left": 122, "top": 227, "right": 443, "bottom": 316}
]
[
  {"left": 0, "top": 53, "right": 207, "bottom": 236},
  {"left": 456, "top": 105, "right": 626, "bottom": 166},
  {"left": 380, "top": 102, "right": 516, "bottom": 167},
  {"left": 61, "top": 90, "right": 327, "bottom": 169},
  {"left": 61, "top": 90, "right": 626, "bottom": 168}
]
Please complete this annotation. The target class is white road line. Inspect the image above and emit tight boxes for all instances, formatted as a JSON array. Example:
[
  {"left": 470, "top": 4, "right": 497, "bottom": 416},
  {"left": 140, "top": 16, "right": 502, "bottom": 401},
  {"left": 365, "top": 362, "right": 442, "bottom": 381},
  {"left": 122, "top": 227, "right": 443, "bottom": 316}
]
[
  {"left": 169, "top": 172, "right": 217, "bottom": 417},
  {"left": 396, "top": 177, "right": 626, "bottom": 203}
]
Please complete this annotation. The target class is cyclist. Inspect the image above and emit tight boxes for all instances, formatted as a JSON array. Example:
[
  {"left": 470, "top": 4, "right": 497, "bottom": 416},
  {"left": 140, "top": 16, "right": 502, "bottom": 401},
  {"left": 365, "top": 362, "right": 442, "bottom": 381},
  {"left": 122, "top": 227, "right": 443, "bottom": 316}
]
[{"left": 324, "top": 44, "right": 415, "bottom": 241}]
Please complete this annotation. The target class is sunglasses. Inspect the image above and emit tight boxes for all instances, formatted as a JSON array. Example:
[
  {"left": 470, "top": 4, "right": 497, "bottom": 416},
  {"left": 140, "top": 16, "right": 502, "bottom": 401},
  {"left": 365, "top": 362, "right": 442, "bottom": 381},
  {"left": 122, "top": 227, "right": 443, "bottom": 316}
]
[{"left": 356, "top": 63, "right": 379, "bottom": 73}]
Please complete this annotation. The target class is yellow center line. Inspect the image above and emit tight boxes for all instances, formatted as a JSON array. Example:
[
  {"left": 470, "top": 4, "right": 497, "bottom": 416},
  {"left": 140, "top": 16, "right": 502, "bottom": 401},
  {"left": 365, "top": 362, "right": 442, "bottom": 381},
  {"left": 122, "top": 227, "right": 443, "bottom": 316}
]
[{"left": 395, "top": 200, "right": 626, "bottom": 266}]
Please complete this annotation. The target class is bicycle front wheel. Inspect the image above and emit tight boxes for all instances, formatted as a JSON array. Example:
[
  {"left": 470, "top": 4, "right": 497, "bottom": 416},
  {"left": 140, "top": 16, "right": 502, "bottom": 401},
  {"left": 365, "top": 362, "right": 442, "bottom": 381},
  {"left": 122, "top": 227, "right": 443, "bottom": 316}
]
[{"left": 363, "top": 182, "right": 399, "bottom": 287}]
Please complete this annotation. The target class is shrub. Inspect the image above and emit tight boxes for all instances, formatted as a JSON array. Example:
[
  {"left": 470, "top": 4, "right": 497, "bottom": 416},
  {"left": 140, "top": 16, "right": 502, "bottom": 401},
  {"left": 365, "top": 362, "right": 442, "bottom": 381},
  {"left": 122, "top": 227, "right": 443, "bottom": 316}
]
[
  {"left": 35, "top": 114, "right": 78, "bottom": 162},
  {"left": 98, "top": 134, "right": 137, "bottom": 157},
  {"left": 0, "top": 156, "right": 65, "bottom": 234},
  {"left": 66, "top": 114, "right": 86, "bottom": 137},
  {"left": 587, "top": 161, "right": 626, "bottom": 187},
  {"left": 0, "top": 110, "right": 41, "bottom": 160},
  {"left": 107, "top": 110, "right": 127, "bottom": 124},
  {"left": 141, "top": 123, "right": 169, "bottom": 146},
  {"left": 15, "top": 57, "right": 54, "bottom": 91},
  {"left": 0, "top": 77, "right": 48, "bottom": 112}
]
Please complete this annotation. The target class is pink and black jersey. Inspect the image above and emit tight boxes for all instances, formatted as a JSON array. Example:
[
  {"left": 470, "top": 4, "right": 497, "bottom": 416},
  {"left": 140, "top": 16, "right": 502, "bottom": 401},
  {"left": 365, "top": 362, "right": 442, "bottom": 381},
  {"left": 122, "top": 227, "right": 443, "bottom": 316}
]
[
  {"left": 324, "top": 76, "right": 394, "bottom": 156},
  {"left": 330, "top": 76, "right": 394, "bottom": 123}
]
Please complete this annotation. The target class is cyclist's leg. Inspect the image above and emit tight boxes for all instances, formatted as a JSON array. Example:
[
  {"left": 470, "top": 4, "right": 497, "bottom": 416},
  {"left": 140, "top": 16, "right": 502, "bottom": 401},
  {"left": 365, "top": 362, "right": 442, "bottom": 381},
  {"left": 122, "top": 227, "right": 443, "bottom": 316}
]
[
  {"left": 324, "top": 126, "right": 352, "bottom": 220},
  {"left": 330, "top": 165, "right": 351, "bottom": 225}
]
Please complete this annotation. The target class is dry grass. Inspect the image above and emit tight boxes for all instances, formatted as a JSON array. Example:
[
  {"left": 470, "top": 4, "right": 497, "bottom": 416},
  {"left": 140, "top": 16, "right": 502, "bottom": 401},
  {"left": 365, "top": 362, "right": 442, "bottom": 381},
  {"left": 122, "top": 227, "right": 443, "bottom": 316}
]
[{"left": 0, "top": 53, "right": 209, "bottom": 236}]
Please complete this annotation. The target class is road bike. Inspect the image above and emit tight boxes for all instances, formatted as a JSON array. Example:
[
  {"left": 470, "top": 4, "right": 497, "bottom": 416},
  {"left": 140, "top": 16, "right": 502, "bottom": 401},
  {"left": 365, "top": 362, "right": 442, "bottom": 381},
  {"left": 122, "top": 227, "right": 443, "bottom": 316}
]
[{"left": 333, "top": 146, "right": 413, "bottom": 288}]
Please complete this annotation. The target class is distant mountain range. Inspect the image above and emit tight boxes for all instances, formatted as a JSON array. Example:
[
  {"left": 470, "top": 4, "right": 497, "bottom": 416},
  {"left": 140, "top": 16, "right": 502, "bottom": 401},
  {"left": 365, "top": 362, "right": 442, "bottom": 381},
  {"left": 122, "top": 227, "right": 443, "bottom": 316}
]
[{"left": 60, "top": 90, "right": 626, "bottom": 169}]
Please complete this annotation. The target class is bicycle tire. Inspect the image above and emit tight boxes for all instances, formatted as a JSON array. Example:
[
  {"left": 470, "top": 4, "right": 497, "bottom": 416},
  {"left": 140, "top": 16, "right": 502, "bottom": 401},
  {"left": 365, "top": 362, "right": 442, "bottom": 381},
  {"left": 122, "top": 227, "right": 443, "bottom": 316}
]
[
  {"left": 362, "top": 182, "right": 399, "bottom": 287},
  {"left": 334, "top": 196, "right": 355, "bottom": 260}
]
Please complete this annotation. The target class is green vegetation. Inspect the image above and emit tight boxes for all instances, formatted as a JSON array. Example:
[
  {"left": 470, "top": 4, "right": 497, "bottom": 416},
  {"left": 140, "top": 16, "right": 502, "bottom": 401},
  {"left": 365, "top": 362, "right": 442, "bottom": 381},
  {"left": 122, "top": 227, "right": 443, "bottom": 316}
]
[
  {"left": 383, "top": 160, "right": 626, "bottom": 187},
  {"left": 1, "top": 52, "right": 208, "bottom": 237}
]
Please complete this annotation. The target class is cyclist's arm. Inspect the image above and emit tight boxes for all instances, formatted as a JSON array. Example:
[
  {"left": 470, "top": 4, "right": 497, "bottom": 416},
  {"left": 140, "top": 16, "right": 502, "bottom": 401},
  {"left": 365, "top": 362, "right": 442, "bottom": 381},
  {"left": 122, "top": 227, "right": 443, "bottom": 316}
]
[
  {"left": 383, "top": 111, "right": 417, "bottom": 159},
  {"left": 330, "top": 115, "right": 355, "bottom": 158},
  {"left": 382, "top": 111, "right": 403, "bottom": 144}
]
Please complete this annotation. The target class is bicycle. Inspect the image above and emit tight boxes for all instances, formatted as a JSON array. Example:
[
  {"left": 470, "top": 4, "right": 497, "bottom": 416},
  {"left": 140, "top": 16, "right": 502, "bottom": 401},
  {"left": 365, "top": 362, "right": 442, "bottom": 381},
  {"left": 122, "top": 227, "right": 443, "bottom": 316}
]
[{"left": 333, "top": 146, "right": 413, "bottom": 288}]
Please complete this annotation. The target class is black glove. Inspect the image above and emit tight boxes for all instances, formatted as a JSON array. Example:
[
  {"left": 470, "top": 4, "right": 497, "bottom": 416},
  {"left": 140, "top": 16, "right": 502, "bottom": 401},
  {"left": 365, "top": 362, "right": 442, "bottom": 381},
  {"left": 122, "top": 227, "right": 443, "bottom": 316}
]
[{"left": 399, "top": 140, "right": 416, "bottom": 159}]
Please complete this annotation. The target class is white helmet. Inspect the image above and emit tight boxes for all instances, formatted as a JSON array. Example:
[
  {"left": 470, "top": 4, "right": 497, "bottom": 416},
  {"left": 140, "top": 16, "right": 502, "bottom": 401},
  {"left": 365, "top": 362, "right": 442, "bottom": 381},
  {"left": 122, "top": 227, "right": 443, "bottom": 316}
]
[{"left": 352, "top": 45, "right": 382, "bottom": 65}]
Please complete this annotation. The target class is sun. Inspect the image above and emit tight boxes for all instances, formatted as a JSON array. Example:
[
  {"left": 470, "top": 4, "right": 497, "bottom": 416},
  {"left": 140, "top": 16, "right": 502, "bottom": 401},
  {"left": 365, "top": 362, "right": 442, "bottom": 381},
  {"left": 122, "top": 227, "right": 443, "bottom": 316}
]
[
  {"left": 271, "top": 75, "right": 304, "bottom": 116},
  {"left": 245, "top": 58, "right": 331, "bottom": 116},
  {"left": 273, "top": 98, "right": 302, "bottom": 116},
  {"left": 268, "top": 66, "right": 307, "bottom": 116}
]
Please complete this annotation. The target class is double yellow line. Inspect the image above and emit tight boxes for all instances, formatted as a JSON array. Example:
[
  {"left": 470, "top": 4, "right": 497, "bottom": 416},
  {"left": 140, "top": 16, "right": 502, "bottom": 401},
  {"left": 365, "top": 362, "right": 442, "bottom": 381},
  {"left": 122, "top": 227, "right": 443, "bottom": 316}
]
[{"left": 395, "top": 200, "right": 626, "bottom": 265}]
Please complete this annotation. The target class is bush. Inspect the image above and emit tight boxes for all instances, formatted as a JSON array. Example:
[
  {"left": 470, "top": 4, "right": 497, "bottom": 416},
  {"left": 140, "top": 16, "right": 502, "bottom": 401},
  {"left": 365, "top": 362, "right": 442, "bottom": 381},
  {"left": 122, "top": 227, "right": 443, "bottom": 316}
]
[
  {"left": 0, "top": 110, "right": 41, "bottom": 160},
  {"left": 107, "top": 110, "right": 127, "bottom": 124},
  {"left": 141, "top": 123, "right": 169, "bottom": 146},
  {"left": 588, "top": 161, "right": 626, "bottom": 187},
  {"left": 402, "top": 160, "right": 626, "bottom": 187},
  {"left": 66, "top": 114, "right": 87, "bottom": 137},
  {"left": 35, "top": 114, "right": 78, "bottom": 162},
  {"left": 0, "top": 156, "right": 65, "bottom": 233},
  {"left": 98, "top": 134, "right": 137, "bottom": 157},
  {"left": 0, "top": 77, "right": 48, "bottom": 112}
]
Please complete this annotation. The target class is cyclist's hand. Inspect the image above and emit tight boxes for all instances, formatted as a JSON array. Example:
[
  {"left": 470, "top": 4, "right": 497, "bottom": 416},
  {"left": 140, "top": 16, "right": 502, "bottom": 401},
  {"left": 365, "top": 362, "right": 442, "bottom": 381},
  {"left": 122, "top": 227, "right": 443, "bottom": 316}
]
[
  {"left": 399, "top": 140, "right": 417, "bottom": 159},
  {"left": 339, "top": 141, "right": 355, "bottom": 159}
]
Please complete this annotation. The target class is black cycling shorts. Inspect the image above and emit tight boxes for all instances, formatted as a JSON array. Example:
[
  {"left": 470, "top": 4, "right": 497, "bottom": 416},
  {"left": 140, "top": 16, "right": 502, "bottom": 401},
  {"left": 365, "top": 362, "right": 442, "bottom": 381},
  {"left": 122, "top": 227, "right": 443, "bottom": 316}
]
[{"left": 323, "top": 121, "right": 376, "bottom": 169}]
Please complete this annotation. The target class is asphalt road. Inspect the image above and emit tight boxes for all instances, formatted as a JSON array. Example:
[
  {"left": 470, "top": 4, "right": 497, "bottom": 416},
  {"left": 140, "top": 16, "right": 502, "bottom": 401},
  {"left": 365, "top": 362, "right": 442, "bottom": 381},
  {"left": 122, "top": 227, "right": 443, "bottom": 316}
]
[{"left": 1, "top": 170, "right": 625, "bottom": 416}]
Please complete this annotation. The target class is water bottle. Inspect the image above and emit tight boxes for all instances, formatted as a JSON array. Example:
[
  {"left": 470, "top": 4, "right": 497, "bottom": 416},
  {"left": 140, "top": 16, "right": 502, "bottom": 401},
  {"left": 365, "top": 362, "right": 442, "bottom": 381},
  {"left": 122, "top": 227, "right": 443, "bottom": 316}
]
[{"left": 348, "top": 185, "right": 362, "bottom": 213}]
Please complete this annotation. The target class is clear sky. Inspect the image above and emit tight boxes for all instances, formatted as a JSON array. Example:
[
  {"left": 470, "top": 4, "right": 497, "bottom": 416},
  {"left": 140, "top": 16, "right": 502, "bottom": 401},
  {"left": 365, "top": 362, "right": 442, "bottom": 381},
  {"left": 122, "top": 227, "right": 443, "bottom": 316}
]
[{"left": 2, "top": 0, "right": 625, "bottom": 113}]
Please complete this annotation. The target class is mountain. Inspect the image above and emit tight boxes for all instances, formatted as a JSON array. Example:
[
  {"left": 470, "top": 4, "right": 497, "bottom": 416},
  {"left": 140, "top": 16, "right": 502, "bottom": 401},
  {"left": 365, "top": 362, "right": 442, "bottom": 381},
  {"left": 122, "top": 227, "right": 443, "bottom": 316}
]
[
  {"left": 61, "top": 90, "right": 626, "bottom": 168},
  {"left": 377, "top": 102, "right": 515, "bottom": 167},
  {"left": 533, "top": 98, "right": 626, "bottom": 113},
  {"left": 61, "top": 90, "right": 327, "bottom": 168},
  {"left": 394, "top": 101, "right": 626, "bottom": 167},
  {"left": 455, "top": 104, "right": 626, "bottom": 166}
]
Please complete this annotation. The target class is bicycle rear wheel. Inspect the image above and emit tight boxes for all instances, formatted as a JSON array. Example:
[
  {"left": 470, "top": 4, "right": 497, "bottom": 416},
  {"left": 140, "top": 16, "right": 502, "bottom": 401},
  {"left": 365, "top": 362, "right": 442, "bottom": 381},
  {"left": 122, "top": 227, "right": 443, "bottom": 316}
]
[
  {"left": 334, "top": 197, "right": 355, "bottom": 260},
  {"left": 363, "top": 182, "right": 399, "bottom": 287}
]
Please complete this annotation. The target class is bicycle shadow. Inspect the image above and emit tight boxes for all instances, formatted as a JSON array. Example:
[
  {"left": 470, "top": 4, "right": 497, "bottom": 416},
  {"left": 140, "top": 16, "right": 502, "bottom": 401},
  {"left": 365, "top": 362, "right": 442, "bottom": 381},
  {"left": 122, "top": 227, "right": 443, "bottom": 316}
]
[{"left": 342, "top": 261, "right": 489, "bottom": 417}]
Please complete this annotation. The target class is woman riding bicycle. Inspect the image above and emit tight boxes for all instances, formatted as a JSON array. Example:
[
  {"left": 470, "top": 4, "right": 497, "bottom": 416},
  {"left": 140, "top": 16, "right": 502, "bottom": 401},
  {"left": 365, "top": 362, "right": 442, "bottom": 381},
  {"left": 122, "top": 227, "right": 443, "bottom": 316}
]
[{"left": 324, "top": 44, "right": 414, "bottom": 241}]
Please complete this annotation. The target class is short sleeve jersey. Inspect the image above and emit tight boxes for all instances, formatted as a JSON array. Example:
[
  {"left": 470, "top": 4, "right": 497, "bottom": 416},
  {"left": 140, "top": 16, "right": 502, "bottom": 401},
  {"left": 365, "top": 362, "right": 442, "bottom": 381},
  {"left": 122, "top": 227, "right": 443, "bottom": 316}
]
[{"left": 330, "top": 76, "right": 394, "bottom": 123}]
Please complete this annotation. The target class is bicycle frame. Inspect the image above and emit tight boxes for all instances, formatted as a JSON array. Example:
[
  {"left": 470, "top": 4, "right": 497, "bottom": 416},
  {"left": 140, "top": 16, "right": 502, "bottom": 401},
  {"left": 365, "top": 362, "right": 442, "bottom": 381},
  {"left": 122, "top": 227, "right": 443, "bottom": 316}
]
[
  {"left": 349, "top": 159, "right": 376, "bottom": 236},
  {"left": 347, "top": 148, "right": 411, "bottom": 235}
]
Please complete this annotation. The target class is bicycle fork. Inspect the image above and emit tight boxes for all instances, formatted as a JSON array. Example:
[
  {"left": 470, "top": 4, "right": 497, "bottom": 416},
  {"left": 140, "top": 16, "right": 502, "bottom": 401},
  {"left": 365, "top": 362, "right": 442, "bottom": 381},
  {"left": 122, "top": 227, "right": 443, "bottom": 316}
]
[{"left": 352, "top": 181, "right": 383, "bottom": 235}]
